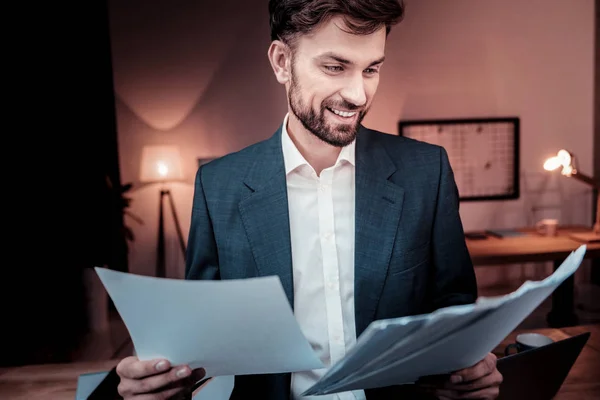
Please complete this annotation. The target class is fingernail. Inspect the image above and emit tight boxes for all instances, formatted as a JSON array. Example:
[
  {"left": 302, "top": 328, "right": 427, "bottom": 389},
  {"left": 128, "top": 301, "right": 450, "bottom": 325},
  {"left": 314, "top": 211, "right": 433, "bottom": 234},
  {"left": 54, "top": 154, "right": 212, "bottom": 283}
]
[
  {"left": 176, "top": 367, "right": 191, "bottom": 378},
  {"left": 155, "top": 361, "right": 169, "bottom": 371},
  {"left": 450, "top": 375, "right": 463, "bottom": 384}
]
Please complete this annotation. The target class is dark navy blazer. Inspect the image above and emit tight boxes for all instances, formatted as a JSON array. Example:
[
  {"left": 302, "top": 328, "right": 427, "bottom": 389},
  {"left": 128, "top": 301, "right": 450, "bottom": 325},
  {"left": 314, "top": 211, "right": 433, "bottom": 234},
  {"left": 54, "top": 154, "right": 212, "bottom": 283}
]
[{"left": 185, "top": 124, "right": 478, "bottom": 399}]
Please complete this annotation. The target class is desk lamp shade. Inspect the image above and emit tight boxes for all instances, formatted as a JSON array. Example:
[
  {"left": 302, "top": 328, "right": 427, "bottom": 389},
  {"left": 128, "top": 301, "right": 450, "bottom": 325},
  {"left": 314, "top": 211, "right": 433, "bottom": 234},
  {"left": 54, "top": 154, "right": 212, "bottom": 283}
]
[
  {"left": 140, "top": 145, "right": 184, "bottom": 183},
  {"left": 544, "top": 149, "right": 574, "bottom": 176},
  {"left": 543, "top": 149, "right": 600, "bottom": 241}
]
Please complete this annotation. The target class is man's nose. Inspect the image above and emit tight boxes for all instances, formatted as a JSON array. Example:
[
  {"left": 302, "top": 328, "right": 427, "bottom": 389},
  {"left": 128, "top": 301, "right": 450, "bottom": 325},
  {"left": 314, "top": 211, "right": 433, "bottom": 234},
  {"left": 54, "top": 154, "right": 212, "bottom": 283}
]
[{"left": 339, "top": 75, "right": 367, "bottom": 107}]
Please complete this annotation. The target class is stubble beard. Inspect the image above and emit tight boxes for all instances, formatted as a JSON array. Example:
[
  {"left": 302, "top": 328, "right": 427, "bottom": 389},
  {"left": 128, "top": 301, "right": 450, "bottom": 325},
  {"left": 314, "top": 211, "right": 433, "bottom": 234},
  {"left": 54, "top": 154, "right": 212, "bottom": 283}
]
[{"left": 288, "top": 68, "right": 368, "bottom": 148}]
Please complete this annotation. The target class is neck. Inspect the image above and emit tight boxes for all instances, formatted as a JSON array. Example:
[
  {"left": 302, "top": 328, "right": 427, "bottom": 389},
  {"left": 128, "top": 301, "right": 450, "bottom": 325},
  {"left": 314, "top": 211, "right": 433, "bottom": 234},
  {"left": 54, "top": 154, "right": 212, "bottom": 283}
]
[{"left": 286, "top": 112, "right": 342, "bottom": 176}]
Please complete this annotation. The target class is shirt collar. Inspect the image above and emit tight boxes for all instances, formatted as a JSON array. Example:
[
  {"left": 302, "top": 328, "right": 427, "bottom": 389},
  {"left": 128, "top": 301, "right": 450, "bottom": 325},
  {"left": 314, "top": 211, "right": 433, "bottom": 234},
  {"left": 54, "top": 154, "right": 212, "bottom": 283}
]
[{"left": 281, "top": 112, "right": 356, "bottom": 175}]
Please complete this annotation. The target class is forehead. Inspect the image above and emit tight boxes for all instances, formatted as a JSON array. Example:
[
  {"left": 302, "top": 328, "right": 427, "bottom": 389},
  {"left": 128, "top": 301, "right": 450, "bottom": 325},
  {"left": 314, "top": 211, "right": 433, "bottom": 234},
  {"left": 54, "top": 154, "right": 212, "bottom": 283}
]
[{"left": 293, "top": 15, "right": 386, "bottom": 63}]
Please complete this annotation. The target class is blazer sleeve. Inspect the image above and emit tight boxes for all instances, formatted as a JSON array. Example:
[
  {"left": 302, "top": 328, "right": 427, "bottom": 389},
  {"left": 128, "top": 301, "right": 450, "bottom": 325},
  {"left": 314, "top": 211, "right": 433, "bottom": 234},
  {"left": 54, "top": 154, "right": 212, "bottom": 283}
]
[
  {"left": 185, "top": 166, "right": 220, "bottom": 281},
  {"left": 429, "top": 147, "right": 478, "bottom": 310}
]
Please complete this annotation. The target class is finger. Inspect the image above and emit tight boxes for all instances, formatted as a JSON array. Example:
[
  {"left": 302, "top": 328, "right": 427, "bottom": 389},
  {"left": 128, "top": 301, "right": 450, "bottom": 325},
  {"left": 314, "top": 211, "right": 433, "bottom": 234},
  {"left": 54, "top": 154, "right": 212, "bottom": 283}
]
[
  {"left": 117, "top": 356, "right": 172, "bottom": 379},
  {"left": 162, "top": 368, "right": 208, "bottom": 392},
  {"left": 446, "top": 369, "right": 503, "bottom": 392},
  {"left": 434, "top": 389, "right": 461, "bottom": 399},
  {"left": 133, "top": 370, "right": 208, "bottom": 400},
  {"left": 119, "top": 364, "right": 196, "bottom": 395},
  {"left": 451, "top": 353, "right": 497, "bottom": 383},
  {"left": 418, "top": 389, "right": 452, "bottom": 400},
  {"left": 434, "top": 385, "right": 501, "bottom": 400},
  {"left": 417, "top": 385, "right": 452, "bottom": 400}
]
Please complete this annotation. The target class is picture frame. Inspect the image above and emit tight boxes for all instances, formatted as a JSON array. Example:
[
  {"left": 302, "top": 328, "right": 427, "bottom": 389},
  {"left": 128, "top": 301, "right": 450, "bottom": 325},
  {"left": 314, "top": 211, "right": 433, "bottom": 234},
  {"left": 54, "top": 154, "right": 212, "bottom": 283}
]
[{"left": 398, "top": 117, "right": 520, "bottom": 202}]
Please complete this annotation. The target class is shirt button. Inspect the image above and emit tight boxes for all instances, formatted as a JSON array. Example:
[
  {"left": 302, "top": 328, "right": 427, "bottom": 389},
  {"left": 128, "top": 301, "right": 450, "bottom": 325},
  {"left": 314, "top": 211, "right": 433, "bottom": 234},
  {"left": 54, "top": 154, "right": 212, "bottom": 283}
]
[{"left": 323, "top": 232, "right": 332, "bottom": 241}]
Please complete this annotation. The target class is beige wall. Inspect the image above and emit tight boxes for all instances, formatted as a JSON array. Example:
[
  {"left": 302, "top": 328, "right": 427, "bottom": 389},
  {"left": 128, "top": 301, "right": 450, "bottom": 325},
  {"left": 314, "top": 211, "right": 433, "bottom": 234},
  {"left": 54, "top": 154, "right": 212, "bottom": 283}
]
[{"left": 108, "top": 0, "right": 595, "bottom": 283}]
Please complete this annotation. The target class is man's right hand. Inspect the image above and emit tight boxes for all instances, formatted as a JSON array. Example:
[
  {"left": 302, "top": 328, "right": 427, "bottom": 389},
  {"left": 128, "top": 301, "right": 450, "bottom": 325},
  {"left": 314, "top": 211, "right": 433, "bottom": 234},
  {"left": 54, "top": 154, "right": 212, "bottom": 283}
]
[{"left": 116, "top": 356, "right": 206, "bottom": 399}]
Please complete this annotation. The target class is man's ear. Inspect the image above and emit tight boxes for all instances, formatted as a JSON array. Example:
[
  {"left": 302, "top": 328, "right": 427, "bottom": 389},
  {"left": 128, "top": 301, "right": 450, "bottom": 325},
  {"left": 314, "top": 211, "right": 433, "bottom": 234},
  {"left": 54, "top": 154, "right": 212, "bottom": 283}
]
[{"left": 267, "top": 40, "right": 292, "bottom": 84}]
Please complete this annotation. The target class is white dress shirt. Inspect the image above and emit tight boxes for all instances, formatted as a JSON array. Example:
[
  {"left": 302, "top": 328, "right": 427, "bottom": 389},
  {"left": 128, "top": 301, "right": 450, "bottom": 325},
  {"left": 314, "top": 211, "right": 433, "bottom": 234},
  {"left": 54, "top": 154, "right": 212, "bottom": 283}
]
[{"left": 282, "top": 113, "right": 366, "bottom": 400}]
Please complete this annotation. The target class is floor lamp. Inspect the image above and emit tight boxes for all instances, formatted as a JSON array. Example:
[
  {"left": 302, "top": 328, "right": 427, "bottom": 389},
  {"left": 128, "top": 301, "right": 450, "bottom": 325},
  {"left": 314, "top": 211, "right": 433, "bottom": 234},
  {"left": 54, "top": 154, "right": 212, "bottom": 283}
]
[
  {"left": 544, "top": 149, "right": 600, "bottom": 242},
  {"left": 140, "top": 145, "right": 187, "bottom": 277}
]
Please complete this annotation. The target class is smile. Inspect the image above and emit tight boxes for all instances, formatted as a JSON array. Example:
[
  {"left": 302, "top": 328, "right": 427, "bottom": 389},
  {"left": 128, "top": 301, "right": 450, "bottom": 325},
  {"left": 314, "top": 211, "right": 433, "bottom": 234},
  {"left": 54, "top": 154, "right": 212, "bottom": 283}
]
[{"left": 328, "top": 107, "right": 357, "bottom": 118}]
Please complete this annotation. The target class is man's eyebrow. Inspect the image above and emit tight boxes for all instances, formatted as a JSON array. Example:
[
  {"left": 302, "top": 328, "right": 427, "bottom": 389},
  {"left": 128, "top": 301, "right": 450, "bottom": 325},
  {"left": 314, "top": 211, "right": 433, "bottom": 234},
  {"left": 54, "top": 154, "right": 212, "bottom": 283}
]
[
  {"left": 316, "top": 52, "right": 385, "bottom": 66},
  {"left": 317, "top": 52, "right": 352, "bottom": 64},
  {"left": 369, "top": 56, "right": 386, "bottom": 66}
]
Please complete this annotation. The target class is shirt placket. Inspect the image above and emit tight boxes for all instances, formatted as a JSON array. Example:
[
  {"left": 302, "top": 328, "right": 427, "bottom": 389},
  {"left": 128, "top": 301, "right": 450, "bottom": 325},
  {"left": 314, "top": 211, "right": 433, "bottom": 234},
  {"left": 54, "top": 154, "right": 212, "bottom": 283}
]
[{"left": 317, "top": 167, "right": 351, "bottom": 400}]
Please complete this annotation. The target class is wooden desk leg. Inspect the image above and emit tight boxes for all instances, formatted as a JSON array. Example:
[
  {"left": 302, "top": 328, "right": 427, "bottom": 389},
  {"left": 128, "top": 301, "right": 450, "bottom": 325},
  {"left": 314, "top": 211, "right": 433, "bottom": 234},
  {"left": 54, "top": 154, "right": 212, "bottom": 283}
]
[{"left": 547, "top": 260, "right": 579, "bottom": 328}]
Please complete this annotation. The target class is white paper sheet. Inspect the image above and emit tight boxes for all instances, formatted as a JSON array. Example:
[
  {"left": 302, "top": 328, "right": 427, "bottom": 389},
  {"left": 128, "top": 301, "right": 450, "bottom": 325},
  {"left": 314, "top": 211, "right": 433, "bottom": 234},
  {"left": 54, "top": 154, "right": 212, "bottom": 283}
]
[
  {"left": 95, "top": 268, "right": 324, "bottom": 378},
  {"left": 302, "top": 245, "right": 587, "bottom": 396}
]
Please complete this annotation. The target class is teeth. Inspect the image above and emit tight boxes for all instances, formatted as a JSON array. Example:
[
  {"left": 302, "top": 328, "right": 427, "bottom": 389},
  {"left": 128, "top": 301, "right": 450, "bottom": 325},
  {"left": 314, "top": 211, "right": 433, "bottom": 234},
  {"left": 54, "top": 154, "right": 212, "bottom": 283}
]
[{"left": 331, "top": 108, "right": 356, "bottom": 118}]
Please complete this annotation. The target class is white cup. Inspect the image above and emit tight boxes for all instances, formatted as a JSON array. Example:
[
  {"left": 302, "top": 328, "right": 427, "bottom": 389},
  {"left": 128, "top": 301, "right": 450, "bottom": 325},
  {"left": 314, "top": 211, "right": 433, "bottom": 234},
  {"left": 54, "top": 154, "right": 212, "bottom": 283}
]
[
  {"left": 505, "top": 333, "right": 554, "bottom": 355},
  {"left": 536, "top": 218, "right": 559, "bottom": 236}
]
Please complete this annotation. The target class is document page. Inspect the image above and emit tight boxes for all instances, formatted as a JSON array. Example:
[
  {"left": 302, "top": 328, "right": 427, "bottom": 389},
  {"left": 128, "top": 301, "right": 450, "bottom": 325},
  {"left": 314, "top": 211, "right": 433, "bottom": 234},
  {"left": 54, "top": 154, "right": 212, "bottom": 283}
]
[
  {"left": 95, "top": 268, "right": 324, "bottom": 378},
  {"left": 302, "top": 245, "right": 587, "bottom": 396}
]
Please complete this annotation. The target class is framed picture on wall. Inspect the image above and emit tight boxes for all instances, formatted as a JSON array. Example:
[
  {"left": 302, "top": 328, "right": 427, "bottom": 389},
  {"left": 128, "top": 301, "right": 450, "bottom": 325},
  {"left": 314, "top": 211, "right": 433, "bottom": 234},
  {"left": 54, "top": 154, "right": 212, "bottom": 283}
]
[{"left": 398, "top": 117, "right": 520, "bottom": 202}]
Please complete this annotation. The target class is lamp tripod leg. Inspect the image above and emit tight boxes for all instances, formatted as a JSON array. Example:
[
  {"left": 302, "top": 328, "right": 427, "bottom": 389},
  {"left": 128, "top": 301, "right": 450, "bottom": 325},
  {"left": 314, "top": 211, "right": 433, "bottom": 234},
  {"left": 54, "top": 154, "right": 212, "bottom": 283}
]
[
  {"left": 157, "top": 190, "right": 166, "bottom": 278},
  {"left": 166, "top": 190, "right": 186, "bottom": 260},
  {"left": 156, "top": 189, "right": 186, "bottom": 278}
]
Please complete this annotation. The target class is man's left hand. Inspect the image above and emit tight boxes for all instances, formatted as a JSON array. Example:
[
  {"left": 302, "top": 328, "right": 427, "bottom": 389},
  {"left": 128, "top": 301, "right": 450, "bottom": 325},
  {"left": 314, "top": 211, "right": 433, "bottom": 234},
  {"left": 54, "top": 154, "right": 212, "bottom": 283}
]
[{"left": 420, "top": 352, "right": 503, "bottom": 399}]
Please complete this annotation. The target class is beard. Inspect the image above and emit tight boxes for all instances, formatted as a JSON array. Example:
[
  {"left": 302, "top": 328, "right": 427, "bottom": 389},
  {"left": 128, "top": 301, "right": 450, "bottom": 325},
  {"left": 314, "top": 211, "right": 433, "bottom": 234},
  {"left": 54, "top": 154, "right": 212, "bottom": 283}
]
[{"left": 288, "top": 69, "right": 368, "bottom": 148}]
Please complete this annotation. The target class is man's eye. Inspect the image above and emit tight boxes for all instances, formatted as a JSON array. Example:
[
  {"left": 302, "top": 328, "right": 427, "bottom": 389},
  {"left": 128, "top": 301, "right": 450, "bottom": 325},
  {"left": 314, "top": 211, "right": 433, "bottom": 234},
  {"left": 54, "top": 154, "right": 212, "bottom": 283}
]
[
  {"left": 364, "top": 68, "right": 379, "bottom": 75},
  {"left": 325, "top": 66, "right": 343, "bottom": 72}
]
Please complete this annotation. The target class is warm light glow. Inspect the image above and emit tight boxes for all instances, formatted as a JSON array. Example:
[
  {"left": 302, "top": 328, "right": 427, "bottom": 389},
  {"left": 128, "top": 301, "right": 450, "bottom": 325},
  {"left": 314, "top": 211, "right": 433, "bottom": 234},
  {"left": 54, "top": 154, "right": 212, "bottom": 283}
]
[
  {"left": 543, "top": 158, "right": 561, "bottom": 171},
  {"left": 140, "top": 145, "right": 184, "bottom": 183},
  {"left": 543, "top": 149, "right": 573, "bottom": 176},
  {"left": 157, "top": 162, "right": 169, "bottom": 177}
]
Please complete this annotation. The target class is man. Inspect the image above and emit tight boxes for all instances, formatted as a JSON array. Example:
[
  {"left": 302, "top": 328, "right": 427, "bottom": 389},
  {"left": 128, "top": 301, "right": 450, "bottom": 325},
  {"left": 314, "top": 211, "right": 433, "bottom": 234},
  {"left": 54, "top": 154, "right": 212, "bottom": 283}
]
[{"left": 116, "top": 1, "right": 503, "bottom": 399}]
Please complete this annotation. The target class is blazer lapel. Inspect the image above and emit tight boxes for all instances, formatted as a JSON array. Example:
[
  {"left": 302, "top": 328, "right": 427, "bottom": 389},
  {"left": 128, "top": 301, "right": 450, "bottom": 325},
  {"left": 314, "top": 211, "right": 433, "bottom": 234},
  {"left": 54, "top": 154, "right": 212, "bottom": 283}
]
[
  {"left": 238, "top": 128, "right": 295, "bottom": 308},
  {"left": 354, "top": 128, "right": 405, "bottom": 336}
]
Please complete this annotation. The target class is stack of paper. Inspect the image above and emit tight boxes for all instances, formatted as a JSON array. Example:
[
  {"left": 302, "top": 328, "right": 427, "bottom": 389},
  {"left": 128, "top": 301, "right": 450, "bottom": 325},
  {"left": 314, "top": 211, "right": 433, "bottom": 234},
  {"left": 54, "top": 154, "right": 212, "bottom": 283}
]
[
  {"left": 95, "top": 245, "right": 586, "bottom": 397},
  {"left": 302, "top": 245, "right": 586, "bottom": 395}
]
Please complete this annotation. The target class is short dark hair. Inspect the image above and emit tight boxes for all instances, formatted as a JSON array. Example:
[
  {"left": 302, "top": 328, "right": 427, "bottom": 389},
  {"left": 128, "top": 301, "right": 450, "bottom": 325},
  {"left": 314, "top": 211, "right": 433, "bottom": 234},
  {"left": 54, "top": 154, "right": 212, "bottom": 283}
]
[{"left": 269, "top": 0, "right": 405, "bottom": 44}]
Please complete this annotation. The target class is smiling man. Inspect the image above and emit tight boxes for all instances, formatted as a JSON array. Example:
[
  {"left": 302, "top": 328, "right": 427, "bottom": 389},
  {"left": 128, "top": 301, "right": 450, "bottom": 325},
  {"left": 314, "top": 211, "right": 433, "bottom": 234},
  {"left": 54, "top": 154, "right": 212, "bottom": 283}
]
[{"left": 115, "top": 1, "right": 503, "bottom": 400}]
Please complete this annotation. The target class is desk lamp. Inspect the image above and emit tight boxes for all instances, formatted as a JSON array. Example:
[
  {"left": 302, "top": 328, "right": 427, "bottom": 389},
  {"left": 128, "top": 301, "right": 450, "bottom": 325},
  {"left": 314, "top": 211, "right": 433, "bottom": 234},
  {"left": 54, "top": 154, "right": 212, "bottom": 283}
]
[
  {"left": 140, "top": 145, "right": 186, "bottom": 277},
  {"left": 544, "top": 149, "right": 600, "bottom": 242}
]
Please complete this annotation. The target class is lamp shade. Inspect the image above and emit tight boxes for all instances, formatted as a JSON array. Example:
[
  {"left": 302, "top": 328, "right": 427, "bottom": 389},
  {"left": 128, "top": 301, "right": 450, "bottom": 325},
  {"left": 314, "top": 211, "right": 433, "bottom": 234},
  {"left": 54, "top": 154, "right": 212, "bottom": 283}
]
[
  {"left": 139, "top": 145, "right": 184, "bottom": 183},
  {"left": 543, "top": 149, "right": 574, "bottom": 176}
]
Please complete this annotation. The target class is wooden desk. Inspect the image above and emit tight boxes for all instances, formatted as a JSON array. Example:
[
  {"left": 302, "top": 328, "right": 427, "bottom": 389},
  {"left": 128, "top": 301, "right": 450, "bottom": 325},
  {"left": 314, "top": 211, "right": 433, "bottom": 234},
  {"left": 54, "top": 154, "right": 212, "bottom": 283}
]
[
  {"left": 467, "top": 226, "right": 600, "bottom": 266},
  {"left": 1, "top": 325, "right": 598, "bottom": 399},
  {"left": 466, "top": 226, "right": 600, "bottom": 327}
]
